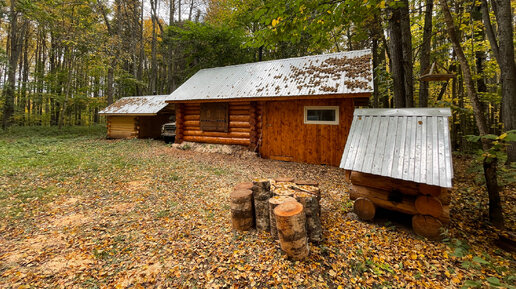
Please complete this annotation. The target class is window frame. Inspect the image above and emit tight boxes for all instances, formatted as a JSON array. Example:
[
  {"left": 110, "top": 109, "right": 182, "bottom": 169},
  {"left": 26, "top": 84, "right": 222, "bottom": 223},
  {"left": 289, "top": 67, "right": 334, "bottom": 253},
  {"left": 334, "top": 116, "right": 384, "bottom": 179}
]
[{"left": 303, "top": 106, "right": 340, "bottom": 125}]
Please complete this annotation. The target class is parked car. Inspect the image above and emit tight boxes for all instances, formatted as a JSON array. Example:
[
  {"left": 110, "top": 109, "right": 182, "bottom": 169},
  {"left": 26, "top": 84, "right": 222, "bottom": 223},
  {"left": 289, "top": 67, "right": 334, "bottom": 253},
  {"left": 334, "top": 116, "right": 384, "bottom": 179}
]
[{"left": 161, "top": 122, "right": 176, "bottom": 143}]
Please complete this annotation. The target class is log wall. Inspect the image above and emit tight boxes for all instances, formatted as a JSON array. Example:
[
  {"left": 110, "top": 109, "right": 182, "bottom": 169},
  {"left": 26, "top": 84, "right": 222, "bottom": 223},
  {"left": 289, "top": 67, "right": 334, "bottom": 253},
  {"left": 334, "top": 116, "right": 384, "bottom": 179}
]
[
  {"left": 177, "top": 102, "right": 255, "bottom": 146},
  {"left": 107, "top": 116, "right": 138, "bottom": 139},
  {"left": 260, "top": 98, "right": 354, "bottom": 166}
]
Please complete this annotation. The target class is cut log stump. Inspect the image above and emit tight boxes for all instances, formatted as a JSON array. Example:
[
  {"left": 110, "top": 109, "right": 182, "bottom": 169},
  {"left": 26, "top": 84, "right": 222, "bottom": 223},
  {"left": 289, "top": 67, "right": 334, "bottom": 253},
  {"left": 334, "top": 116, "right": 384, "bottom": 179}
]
[
  {"left": 230, "top": 189, "right": 254, "bottom": 231},
  {"left": 274, "top": 201, "right": 309, "bottom": 260},
  {"left": 353, "top": 197, "right": 376, "bottom": 221},
  {"left": 252, "top": 179, "right": 273, "bottom": 232},
  {"left": 295, "top": 180, "right": 319, "bottom": 187},
  {"left": 412, "top": 215, "right": 443, "bottom": 240},
  {"left": 234, "top": 182, "right": 253, "bottom": 191},
  {"left": 269, "top": 196, "right": 296, "bottom": 240},
  {"left": 295, "top": 192, "right": 322, "bottom": 242},
  {"left": 415, "top": 195, "right": 443, "bottom": 218}
]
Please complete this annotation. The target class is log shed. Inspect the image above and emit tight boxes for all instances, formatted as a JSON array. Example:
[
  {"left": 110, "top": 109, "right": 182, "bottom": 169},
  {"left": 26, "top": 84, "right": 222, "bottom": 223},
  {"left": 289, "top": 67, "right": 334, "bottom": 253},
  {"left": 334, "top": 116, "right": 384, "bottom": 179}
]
[{"left": 340, "top": 108, "right": 453, "bottom": 240}]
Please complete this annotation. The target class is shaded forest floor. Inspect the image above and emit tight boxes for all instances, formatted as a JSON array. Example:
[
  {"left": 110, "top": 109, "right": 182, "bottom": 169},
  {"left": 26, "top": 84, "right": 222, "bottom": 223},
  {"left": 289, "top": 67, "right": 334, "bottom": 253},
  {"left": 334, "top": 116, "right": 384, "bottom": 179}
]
[{"left": 0, "top": 126, "right": 514, "bottom": 288}]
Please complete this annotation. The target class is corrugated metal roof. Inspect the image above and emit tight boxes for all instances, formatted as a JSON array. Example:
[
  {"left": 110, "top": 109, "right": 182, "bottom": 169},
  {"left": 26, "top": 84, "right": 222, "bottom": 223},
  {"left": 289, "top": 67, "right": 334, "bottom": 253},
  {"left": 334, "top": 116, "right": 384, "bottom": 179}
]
[
  {"left": 340, "top": 108, "right": 453, "bottom": 188},
  {"left": 166, "top": 49, "right": 373, "bottom": 102},
  {"left": 99, "top": 95, "right": 169, "bottom": 115}
]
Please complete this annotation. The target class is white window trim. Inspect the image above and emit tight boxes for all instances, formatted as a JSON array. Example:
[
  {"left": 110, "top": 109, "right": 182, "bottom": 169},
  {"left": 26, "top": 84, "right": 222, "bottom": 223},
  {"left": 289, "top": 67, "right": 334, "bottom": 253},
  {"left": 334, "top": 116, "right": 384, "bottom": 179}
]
[{"left": 304, "top": 106, "right": 340, "bottom": 125}]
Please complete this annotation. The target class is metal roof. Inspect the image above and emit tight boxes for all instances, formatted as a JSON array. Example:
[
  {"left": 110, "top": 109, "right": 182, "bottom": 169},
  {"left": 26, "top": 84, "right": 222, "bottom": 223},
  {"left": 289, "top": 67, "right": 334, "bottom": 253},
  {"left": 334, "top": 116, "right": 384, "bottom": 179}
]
[
  {"left": 166, "top": 49, "right": 372, "bottom": 102},
  {"left": 340, "top": 108, "right": 453, "bottom": 188},
  {"left": 99, "top": 95, "right": 169, "bottom": 115}
]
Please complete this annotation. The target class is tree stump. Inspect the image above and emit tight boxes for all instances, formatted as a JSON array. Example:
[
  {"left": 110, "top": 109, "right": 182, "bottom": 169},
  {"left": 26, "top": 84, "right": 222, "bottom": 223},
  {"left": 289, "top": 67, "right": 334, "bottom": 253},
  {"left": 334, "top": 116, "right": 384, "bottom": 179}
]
[
  {"left": 353, "top": 197, "right": 376, "bottom": 221},
  {"left": 415, "top": 195, "right": 443, "bottom": 218},
  {"left": 412, "top": 214, "right": 443, "bottom": 240},
  {"left": 273, "top": 188, "right": 296, "bottom": 197},
  {"left": 274, "top": 201, "right": 309, "bottom": 260},
  {"left": 234, "top": 182, "right": 253, "bottom": 191},
  {"left": 295, "top": 192, "right": 322, "bottom": 242},
  {"left": 252, "top": 179, "right": 273, "bottom": 232},
  {"left": 230, "top": 189, "right": 254, "bottom": 231},
  {"left": 269, "top": 196, "right": 296, "bottom": 240}
]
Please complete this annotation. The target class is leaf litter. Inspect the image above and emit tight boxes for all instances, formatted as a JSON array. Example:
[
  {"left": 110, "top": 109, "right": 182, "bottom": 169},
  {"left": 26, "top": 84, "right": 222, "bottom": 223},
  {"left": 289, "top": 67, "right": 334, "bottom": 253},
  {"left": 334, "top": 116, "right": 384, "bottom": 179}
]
[{"left": 0, "top": 134, "right": 514, "bottom": 288}]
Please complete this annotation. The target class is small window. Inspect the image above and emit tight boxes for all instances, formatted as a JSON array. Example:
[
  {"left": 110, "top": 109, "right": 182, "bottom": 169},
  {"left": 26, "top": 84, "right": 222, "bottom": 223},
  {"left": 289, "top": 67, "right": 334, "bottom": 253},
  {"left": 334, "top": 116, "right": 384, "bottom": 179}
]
[
  {"left": 200, "top": 103, "right": 229, "bottom": 132},
  {"left": 304, "top": 106, "right": 339, "bottom": 125}
]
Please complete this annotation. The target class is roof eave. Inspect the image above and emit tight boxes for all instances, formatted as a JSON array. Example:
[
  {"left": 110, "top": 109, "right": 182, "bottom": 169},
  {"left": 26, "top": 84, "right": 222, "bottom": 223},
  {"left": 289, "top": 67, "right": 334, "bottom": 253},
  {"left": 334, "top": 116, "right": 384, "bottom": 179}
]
[{"left": 165, "top": 92, "right": 372, "bottom": 103}]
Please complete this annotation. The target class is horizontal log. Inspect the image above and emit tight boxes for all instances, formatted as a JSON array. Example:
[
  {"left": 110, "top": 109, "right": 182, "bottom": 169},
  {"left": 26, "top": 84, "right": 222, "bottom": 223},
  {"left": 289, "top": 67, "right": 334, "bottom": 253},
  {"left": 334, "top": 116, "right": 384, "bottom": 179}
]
[
  {"left": 350, "top": 184, "right": 449, "bottom": 223},
  {"left": 350, "top": 171, "right": 420, "bottom": 196},
  {"left": 230, "top": 115, "right": 250, "bottom": 122},
  {"left": 184, "top": 115, "right": 200, "bottom": 121},
  {"left": 183, "top": 130, "right": 250, "bottom": 138},
  {"left": 229, "top": 109, "right": 249, "bottom": 115},
  {"left": 183, "top": 136, "right": 251, "bottom": 146}
]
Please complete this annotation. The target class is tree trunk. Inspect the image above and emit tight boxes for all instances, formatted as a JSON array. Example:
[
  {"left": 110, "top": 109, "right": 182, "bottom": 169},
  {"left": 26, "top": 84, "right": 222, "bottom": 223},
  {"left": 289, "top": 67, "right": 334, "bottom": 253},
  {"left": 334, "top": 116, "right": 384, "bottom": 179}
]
[
  {"left": 483, "top": 157, "right": 504, "bottom": 228},
  {"left": 418, "top": 0, "right": 433, "bottom": 107},
  {"left": 493, "top": 0, "right": 516, "bottom": 164},
  {"left": 388, "top": 5, "right": 405, "bottom": 108},
  {"left": 400, "top": 0, "right": 413, "bottom": 107},
  {"left": 274, "top": 201, "right": 309, "bottom": 260},
  {"left": 439, "top": 0, "right": 504, "bottom": 228},
  {"left": 2, "top": 3, "right": 21, "bottom": 129}
]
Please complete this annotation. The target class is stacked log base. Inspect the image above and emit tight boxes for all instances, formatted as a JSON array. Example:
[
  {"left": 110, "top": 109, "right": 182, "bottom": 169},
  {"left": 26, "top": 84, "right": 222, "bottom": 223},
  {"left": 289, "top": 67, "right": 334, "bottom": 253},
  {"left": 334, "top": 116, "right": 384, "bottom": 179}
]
[
  {"left": 349, "top": 171, "right": 451, "bottom": 240},
  {"left": 274, "top": 201, "right": 309, "bottom": 260},
  {"left": 230, "top": 189, "right": 254, "bottom": 231},
  {"left": 294, "top": 191, "right": 322, "bottom": 242}
]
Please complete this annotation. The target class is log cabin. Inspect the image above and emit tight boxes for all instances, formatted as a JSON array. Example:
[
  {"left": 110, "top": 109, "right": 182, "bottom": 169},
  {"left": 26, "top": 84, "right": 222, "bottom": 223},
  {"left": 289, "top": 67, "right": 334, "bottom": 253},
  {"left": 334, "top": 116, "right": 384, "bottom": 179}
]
[
  {"left": 165, "top": 49, "right": 373, "bottom": 166},
  {"left": 340, "top": 108, "right": 454, "bottom": 239},
  {"left": 99, "top": 95, "right": 174, "bottom": 139}
]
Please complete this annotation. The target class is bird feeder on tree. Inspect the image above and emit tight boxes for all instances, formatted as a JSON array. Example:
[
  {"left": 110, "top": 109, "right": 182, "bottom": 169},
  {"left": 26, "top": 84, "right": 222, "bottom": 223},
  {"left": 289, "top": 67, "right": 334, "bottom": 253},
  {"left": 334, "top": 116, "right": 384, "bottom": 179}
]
[{"left": 420, "top": 61, "right": 455, "bottom": 82}]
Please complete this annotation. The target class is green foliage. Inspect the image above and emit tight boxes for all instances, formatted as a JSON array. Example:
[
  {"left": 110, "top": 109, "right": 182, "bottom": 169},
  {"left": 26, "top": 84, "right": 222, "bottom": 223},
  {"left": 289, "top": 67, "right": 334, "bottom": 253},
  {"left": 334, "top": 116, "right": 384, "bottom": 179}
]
[{"left": 165, "top": 21, "right": 253, "bottom": 84}]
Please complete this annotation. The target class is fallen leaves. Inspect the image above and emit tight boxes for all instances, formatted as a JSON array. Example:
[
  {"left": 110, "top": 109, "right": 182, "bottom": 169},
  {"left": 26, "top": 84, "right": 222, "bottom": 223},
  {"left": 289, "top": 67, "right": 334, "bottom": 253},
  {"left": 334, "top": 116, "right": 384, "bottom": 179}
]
[{"left": 0, "top": 131, "right": 514, "bottom": 288}]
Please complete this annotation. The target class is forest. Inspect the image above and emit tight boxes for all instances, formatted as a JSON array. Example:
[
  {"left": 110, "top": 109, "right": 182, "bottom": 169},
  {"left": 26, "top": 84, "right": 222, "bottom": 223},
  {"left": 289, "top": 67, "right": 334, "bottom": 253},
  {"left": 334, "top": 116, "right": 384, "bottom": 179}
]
[{"left": 0, "top": 0, "right": 514, "bottom": 142}]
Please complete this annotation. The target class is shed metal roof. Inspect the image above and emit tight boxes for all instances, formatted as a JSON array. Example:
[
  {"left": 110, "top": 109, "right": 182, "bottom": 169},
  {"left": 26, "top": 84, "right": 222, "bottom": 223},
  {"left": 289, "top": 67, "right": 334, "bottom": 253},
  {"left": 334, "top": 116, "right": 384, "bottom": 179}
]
[
  {"left": 166, "top": 49, "right": 373, "bottom": 102},
  {"left": 340, "top": 108, "right": 453, "bottom": 188},
  {"left": 99, "top": 95, "right": 169, "bottom": 115}
]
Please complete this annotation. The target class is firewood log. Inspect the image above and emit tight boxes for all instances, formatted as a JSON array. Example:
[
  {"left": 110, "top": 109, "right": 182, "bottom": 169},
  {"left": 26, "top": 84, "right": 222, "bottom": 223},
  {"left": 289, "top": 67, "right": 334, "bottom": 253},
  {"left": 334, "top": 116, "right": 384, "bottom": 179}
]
[
  {"left": 415, "top": 195, "right": 443, "bottom": 218},
  {"left": 252, "top": 179, "right": 273, "bottom": 232},
  {"left": 230, "top": 189, "right": 254, "bottom": 231},
  {"left": 350, "top": 171, "right": 419, "bottom": 196},
  {"left": 234, "top": 182, "right": 253, "bottom": 191},
  {"left": 353, "top": 197, "right": 376, "bottom": 221},
  {"left": 349, "top": 185, "right": 450, "bottom": 223},
  {"left": 268, "top": 196, "right": 296, "bottom": 240},
  {"left": 412, "top": 215, "right": 443, "bottom": 240},
  {"left": 295, "top": 191, "right": 322, "bottom": 242},
  {"left": 274, "top": 201, "right": 309, "bottom": 260}
]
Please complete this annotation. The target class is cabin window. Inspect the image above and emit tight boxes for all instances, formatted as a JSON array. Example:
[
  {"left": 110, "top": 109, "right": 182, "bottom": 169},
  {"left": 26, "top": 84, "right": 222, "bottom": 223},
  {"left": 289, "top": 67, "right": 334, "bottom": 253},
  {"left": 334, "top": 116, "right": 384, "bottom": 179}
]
[
  {"left": 200, "top": 103, "right": 229, "bottom": 132},
  {"left": 304, "top": 106, "right": 339, "bottom": 125}
]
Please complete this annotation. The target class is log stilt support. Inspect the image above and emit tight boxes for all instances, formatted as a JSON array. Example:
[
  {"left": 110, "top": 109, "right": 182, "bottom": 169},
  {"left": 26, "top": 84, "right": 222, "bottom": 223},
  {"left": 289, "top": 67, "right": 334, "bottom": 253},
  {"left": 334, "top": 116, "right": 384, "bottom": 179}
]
[
  {"left": 412, "top": 215, "right": 443, "bottom": 240},
  {"left": 274, "top": 201, "right": 309, "bottom": 260},
  {"left": 252, "top": 180, "right": 273, "bottom": 232},
  {"left": 230, "top": 189, "right": 254, "bottom": 231},
  {"left": 353, "top": 197, "right": 376, "bottom": 221},
  {"left": 268, "top": 196, "right": 296, "bottom": 240},
  {"left": 415, "top": 195, "right": 443, "bottom": 218}
]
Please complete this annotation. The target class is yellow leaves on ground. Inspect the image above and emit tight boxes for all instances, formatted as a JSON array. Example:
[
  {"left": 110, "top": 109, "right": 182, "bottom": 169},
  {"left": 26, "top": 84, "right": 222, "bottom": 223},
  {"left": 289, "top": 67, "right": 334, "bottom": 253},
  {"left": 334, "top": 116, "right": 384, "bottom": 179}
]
[{"left": 0, "top": 135, "right": 514, "bottom": 288}]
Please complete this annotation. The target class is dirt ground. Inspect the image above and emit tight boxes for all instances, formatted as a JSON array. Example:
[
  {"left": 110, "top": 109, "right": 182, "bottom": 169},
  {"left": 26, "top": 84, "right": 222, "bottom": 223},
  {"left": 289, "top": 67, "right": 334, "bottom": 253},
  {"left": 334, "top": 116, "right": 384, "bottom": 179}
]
[{"left": 0, "top": 137, "right": 514, "bottom": 288}]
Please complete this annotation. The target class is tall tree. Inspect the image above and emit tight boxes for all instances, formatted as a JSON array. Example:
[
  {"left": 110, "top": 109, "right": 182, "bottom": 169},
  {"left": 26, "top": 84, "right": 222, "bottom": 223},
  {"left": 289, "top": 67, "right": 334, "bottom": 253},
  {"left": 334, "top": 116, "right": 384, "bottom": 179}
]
[
  {"left": 2, "top": 1, "right": 22, "bottom": 129},
  {"left": 439, "top": 0, "right": 504, "bottom": 228},
  {"left": 481, "top": 0, "right": 516, "bottom": 163},
  {"left": 418, "top": 0, "right": 433, "bottom": 107}
]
